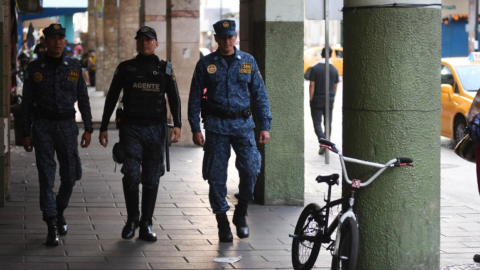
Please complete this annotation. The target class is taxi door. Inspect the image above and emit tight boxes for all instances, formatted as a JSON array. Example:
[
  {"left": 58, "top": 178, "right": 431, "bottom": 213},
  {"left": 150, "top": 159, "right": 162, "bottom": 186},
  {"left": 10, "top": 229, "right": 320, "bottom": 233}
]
[{"left": 440, "top": 64, "right": 458, "bottom": 137}]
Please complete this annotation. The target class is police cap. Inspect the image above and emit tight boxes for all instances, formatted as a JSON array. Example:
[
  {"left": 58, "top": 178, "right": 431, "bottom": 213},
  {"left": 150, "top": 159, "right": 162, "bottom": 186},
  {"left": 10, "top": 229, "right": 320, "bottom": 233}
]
[
  {"left": 213, "top": 19, "right": 236, "bottom": 37},
  {"left": 135, "top": 26, "right": 157, "bottom": 40},
  {"left": 43, "top": 24, "right": 66, "bottom": 37}
]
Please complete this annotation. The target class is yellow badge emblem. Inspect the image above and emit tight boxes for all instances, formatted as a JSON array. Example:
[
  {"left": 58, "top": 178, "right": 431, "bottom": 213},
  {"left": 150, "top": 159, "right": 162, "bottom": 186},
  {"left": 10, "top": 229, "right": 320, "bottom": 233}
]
[
  {"left": 239, "top": 63, "right": 252, "bottom": 74},
  {"left": 67, "top": 70, "right": 80, "bottom": 81},
  {"left": 171, "top": 72, "right": 176, "bottom": 80},
  {"left": 207, "top": 64, "right": 217, "bottom": 74},
  {"left": 34, "top": 72, "right": 43, "bottom": 82},
  {"left": 223, "top": 21, "right": 229, "bottom": 28},
  {"left": 54, "top": 24, "right": 61, "bottom": 29}
]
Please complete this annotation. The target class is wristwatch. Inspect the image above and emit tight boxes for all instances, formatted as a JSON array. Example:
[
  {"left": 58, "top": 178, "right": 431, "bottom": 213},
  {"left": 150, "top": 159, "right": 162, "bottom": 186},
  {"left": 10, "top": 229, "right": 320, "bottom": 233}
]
[{"left": 85, "top": 127, "right": 94, "bottom": 134}]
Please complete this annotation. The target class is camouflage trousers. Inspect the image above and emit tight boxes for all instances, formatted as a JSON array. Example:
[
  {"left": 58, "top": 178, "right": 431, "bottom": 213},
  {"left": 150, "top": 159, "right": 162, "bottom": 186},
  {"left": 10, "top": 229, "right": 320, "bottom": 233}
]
[
  {"left": 32, "top": 119, "right": 81, "bottom": 218},
  {"left": 120, "top": 124, "right": 166, "bottom": 190},
  {"left": 202, "top": 130, "right": 261, "bottom": 214}
]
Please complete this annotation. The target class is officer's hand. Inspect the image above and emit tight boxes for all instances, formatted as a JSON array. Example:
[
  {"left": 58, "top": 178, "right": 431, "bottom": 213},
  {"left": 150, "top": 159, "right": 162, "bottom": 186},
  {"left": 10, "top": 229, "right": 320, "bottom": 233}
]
[
  {"left": 259, "top": 130, "right": 270, "bottom": 145},
  {"left": 23, "top": 136, "right": 34, "bottom": 152},
  {"left": 81, "top": 132, "right": 91, "bottom": 148},
  {"left": 170, "top": 127, "right": 181, "bottom": 143},
  {"left": 99, "top": 131, "right": 108, "bottom": 148},
  {"left": 193, "top": 132, "right": 205, "bottom": 146}
]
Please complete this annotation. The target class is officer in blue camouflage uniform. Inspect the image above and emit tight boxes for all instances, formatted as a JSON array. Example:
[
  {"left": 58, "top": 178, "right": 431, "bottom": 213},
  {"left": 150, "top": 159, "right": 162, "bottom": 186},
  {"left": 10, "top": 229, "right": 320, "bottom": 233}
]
[
  {"left": 188, "top": 19, "right": 272, "bottom": 242},
  {"left": 22, "top": 24, "right": 93, "bottom": 246},
  {"left": 99, "top": 26, "right": 181, "bottom": 242}
]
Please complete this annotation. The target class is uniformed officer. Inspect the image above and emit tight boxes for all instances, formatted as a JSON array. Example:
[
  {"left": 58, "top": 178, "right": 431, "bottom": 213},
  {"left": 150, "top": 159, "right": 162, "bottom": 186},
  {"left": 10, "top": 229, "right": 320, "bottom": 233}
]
[
  {"left": 188, "top": 19, "right": 272, "bottom": 242},
  {"left": 99, "top": 26, "right": 181, "bottom": 241},
  {"left": 22, "top": 23, "right": 93, "bottom": 246}
]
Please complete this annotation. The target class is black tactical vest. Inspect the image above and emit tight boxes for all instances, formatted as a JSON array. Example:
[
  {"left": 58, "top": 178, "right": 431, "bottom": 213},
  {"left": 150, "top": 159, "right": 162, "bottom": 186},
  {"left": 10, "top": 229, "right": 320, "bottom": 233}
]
[{"left": 122, "top": 58, "right": 169, "bottom": 123}]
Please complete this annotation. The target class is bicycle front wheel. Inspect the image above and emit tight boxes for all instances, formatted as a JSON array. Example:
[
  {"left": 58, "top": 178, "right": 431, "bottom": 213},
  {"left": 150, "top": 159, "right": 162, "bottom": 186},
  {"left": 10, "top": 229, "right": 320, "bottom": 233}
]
[
  {"left": 331, "top": 217, "right": 359, "bottom": 270},
  {"left": 291, "top": 203, "right": 323, "bottom": 270}
]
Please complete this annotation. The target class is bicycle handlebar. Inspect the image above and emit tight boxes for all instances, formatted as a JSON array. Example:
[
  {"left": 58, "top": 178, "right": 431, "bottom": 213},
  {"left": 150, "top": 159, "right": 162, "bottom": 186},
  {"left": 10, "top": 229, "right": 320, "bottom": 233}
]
[{"left": 319, "top": 139, "right": 413, "bottom": 187}]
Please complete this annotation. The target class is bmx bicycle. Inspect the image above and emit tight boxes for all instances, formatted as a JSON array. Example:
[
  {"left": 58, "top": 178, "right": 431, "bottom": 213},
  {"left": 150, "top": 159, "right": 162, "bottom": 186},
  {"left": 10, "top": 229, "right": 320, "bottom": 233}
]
[{"left": 290, "top": 139, "right": 413, "bottom": 270}]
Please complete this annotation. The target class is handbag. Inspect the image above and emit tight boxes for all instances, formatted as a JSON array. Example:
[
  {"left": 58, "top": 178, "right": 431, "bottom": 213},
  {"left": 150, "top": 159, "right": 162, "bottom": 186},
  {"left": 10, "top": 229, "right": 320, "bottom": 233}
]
[{"left": 454, "top": 134, "right": 476, "bottom": 163}]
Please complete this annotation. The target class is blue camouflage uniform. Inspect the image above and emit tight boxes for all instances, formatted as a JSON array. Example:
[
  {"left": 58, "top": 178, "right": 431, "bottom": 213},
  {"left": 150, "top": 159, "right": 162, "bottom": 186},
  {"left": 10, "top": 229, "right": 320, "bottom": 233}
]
[
  {"left": 22, "top": 53, "right": 92, "bottom": 218},
  {"left": 188, "top": 43, "right": 272, "bottom": 214}
]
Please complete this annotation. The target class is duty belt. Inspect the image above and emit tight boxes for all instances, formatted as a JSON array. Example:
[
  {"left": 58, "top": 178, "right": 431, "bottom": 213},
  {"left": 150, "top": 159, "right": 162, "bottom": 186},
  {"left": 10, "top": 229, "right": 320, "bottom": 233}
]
[
  {"left": 209, "top": 107, "right": 252, "bottom": 119},
  {"left": 34, "top": 109, "right": 76, "bottom": 121}
]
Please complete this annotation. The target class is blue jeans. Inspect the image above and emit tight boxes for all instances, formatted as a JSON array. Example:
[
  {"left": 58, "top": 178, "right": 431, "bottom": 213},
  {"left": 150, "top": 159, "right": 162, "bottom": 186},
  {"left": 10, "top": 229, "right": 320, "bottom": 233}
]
[{"left": 310, "top": 99, "right": 334, "bottom": 141}]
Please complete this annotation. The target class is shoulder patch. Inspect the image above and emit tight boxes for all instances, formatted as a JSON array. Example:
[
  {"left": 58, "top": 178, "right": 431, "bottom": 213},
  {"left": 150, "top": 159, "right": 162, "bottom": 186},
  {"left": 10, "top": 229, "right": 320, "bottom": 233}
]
[
  {"left": 34, "top": 72, "right": 43, "bottom": 82},
  {"left": 207, "top": 64, "right": 217, "bottom": 74}
]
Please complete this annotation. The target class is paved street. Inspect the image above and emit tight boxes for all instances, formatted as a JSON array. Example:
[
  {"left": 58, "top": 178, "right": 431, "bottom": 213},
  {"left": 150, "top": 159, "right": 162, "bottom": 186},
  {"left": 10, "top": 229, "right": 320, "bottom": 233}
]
[{"left": 1, "top": 82, "right": 480, "bottom": 269}]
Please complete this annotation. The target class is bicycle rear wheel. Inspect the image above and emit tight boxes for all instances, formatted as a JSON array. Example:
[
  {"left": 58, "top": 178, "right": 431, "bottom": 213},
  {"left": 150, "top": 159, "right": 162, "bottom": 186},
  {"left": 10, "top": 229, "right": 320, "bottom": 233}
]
[
  {"left": 331, "top": 217, "right": 359, "bottom": 270},
  {"left": 291, "top": 203, "right": 323, "bottom": 270}
]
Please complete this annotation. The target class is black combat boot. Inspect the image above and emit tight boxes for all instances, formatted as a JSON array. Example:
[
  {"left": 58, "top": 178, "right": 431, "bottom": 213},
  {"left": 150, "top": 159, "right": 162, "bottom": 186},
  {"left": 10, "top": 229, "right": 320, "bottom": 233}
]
[
  {"left": 43, "top": 216, "right": 59, "bottom": 246},
  {"left": 232, "top": 203, "right": 249, "bottom": 239},
  {"left": 215, "top": 214, "right": 233, "bottom": 242},
  {"left": 56, "top": 205, "right": 67, "bottom": 235},
  {"left": 121, "top": 179, "right": 140, "bottom": 239},
  {"left": 138, "top": 185, "right": 159, "bottom": 241}
]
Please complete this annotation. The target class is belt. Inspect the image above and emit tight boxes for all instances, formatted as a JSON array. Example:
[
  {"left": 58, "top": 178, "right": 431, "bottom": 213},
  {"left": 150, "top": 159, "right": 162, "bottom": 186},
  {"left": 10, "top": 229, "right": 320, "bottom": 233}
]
[
  {"left": 34, "top": 109, "right": 75, "bottom": 121},
  {"left": 209, "top": 107, "right": 252, "bottom": 119}
]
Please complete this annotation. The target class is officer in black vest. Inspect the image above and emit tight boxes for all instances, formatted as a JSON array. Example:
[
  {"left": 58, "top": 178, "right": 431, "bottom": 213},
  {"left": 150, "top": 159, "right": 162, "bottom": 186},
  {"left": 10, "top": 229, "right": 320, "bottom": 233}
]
[{"left": 99, "top": 26, "right": 181, "bottom": 241}]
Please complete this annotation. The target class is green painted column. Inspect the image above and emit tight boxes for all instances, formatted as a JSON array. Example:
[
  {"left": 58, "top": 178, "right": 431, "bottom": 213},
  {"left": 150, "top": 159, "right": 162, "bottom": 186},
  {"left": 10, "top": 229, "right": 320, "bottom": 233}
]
[
  {"left": 342, "top": 0, "right": 441, "bottom": 268},
  {"left": 241, "top": 0, "right": 304, "bottom": 205}
]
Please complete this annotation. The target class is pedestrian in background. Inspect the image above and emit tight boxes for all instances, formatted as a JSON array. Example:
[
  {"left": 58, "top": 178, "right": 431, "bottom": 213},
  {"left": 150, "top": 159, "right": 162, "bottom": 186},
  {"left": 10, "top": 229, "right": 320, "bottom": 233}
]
[
  {"left": 87, "top": 50, "right": 96, "bottom": 87},
  {"left": 308, "top": 46, "right": 339, "bottom": 155},
  {"left": 188, "top": 19, "right": 272, "bottom": 242},
  {"left": 99, "top": 26, "right": 181, "bottom": 241},
  {"left": 22, "top": 23, "right": 93, "bottom": 246}
]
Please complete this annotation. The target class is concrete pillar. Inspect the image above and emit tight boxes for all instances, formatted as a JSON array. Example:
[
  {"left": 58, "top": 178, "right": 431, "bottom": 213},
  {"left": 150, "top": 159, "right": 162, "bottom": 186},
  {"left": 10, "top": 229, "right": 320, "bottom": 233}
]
[
  {"left": 240, "top": 0, "right": 304, "bottom": 205},
  {"left": 95, "top": 0, "right": 105, "bottom": 94},
  {"left": 342, "top": 0, "right": 441, "bottom": 268},
  {"left": 144, "top": 0, "right": 167, "bottom": 60},
  {"left": 118, "top": 0, "right": 139, "bottom": 62},
  {"left": 166, "top": 0, "right": 199, "bottom": 146},
  {"left": 103, "top": 0, "right": 118, "bottom": 90},
  {"left": 87, "top": 0, "right": 96, "bottom": 50}
]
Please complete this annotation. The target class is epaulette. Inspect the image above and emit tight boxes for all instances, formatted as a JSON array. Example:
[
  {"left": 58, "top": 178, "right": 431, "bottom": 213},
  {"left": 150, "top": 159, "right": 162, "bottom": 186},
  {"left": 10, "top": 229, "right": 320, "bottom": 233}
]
[{"left": 160, "top": 60, "right": 172, "bottom": 76}]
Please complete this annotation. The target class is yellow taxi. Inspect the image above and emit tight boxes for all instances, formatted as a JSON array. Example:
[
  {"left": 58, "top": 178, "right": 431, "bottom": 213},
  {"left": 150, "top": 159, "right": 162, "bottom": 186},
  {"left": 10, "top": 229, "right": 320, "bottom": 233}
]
[
  {"left": 304, "top": 46, "right": 343, "bottom": 76},
  {"left": 441, "top": 52, "right": 480, "bottom": 144}
]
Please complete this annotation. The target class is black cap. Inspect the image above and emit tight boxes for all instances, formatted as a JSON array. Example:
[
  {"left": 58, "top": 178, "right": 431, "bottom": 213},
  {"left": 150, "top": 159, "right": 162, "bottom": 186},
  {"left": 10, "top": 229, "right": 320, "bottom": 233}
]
[
  {"left": 213, "top": 20, "right": 236, "bottom": 37},
  {"left": 43, "top": 24, "right": 66, "bottom": 37},
  {"left": 135, "top": 26, "right": 157, "bottom": 40}
]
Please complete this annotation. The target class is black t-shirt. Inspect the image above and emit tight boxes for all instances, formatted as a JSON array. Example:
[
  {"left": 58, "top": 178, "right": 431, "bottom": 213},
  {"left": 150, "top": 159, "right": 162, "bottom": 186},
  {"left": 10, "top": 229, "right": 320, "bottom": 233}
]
[
  {"left": 308, "top": 61, "right": 340, "bottom": 102},
  {"left": 222, "top": 54, "right": 235, "bottom": 68},
  {"left": 45, "top": 53, "right": 63, "bottom": 70}
]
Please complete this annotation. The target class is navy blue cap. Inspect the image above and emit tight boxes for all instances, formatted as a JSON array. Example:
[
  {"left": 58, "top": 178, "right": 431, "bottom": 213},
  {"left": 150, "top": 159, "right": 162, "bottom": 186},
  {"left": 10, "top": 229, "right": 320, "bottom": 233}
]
[
  {"left": 43, "top": 24, "right": 66, "bottom": 37},
  {"left": 135, "top": 26, "right": 157, "bottom": 40},
  {"left": 213, "top": 20, "right": 236, "bottom": 37}
]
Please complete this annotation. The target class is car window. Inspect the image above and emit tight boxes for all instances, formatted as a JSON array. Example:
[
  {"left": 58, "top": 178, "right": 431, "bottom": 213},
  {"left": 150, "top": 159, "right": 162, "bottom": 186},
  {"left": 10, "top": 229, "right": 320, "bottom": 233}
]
[
  {"left": 455, "top": 65, "right": 480, "bottom": 92},
  {"left": 441, "top": 65, "right": 457, "bottom": 93},
  {"left": 314, "top": 50, "right": 322, "bottom": 57},
  {"left": 335, "top": 50, "right": 343, "bottom": 58}
]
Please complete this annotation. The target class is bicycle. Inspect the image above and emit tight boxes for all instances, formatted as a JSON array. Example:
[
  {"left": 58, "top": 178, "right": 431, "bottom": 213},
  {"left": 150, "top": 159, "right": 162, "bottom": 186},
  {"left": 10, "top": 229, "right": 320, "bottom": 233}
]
[{"left": 290, "top": 139, "right": 413, "bottom": 270}]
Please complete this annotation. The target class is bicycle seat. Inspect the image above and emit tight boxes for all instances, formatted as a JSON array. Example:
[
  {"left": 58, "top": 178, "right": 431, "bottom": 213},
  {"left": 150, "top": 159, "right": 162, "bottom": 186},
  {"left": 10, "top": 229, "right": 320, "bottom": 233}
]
[{"left": 316, "top": 173, "right": 339, "bottom": 186}]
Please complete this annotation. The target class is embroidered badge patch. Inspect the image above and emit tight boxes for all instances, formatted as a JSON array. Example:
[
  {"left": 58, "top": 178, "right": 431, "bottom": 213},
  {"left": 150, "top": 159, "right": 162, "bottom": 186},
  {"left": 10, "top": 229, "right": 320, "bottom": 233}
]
[
  {"left": 258, "top": 70, "right": 263, "bottom": 80},
  {"left": 54, "top": 24, "right": 61, "bottom": 29},
  {"left": 223, "top": 21, "right": 229, "bottom": 28},
  {"left": 34, "top": 72, "right": 43, "bottom": 82},
  {"left": 239, "top": 63, "right": 252, "bottom": 74},
  {"left": 207, "top": 64, "right": 217, "bottom": 74},
  {"left": 126, "top": 66, "right": 137, "bottom": 72},
  {"left": 171, "top": 72, "right": 176, "bottom": 80},
  {"left": 67, "top": 70, "right": 80, "bottom": 81}
]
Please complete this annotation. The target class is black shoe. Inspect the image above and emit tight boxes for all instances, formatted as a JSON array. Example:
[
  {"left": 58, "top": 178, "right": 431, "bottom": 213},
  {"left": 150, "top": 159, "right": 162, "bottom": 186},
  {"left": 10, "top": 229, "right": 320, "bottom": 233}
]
[
  {"left": 232, "top": 203, "right": 249, "bottom": 239},
  {"left": 43, "top": 216, "right": 59, "bottom": 246},
  {"left": 216, "top": 214, "right": 233, "bottom": 242},
  {"left": 122, "top": 217, "right": 139, "bottom": 239},
  {"left": 319, "top": 147, "right": 326, "bottom": 155},
  {"left": 122, "top": 178, "right": 140, "bottom": 240},
  {"left": 474, "top": 254, "right": 480, "bottom": 263},
  {"left": 138, "top": 219, "right": 157, "bottom": 241},
  {"left": 138, "top": 185, "right": 159, "bottom": 241},
  {"left": 56, "top": 215, "right": 68, "bottom": 235}
]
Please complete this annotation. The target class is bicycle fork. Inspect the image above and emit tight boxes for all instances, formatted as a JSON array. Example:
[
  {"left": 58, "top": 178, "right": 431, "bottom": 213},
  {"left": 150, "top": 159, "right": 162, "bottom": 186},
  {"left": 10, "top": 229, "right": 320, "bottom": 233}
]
[{"left": 332, "top": 191, "right": 357, "bottom": 256}]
